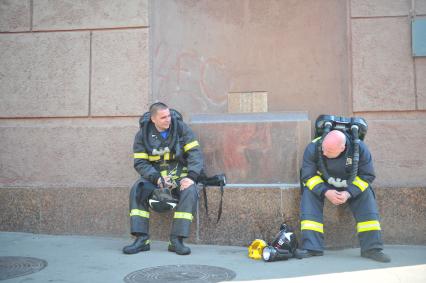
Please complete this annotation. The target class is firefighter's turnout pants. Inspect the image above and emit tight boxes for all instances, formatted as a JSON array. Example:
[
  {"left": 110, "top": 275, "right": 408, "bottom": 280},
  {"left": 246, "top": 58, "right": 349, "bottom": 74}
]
[
  {"left": 300, "top": 187, "right": 383, "bottom": 252},
  {"left": 129, "top": 177, "right": 198, "bottom": 238}
]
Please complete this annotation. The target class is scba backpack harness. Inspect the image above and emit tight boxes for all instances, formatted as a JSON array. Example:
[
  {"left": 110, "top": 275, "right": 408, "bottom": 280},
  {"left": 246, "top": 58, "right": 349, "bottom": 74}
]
[
  {"left": 300, "top": 114, "right": 368, "bottom": 193},
  {"left": 139, "top": 109, "right": 227, "bottom": 222}
]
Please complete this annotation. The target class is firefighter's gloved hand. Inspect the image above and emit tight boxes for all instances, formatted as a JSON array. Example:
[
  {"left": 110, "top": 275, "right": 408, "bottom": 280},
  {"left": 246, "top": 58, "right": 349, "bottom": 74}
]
[{"left": 327, "top": 177, "right": 348, "bottom": 188}]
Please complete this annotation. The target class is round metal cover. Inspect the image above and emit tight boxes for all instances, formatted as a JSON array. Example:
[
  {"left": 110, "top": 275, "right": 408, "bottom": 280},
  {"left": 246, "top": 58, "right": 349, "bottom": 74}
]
[
  {"left": 0, "top": 256, "right": 47, "bottom": 280},
  {"left": 124, "top": 264, "right": 236, "bottom": 283}
]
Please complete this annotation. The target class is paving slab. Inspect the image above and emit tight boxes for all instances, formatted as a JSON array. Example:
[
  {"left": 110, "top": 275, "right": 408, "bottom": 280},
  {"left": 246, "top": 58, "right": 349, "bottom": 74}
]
[{"left": 0, "top": 232, "right": 425, "bottom": 282}]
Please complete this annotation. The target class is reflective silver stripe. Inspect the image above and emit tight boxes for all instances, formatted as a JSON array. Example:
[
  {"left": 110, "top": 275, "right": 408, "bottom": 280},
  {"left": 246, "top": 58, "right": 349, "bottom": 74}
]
[
  {"left": 352, "top": 176, "right": 369, "bottom": 192},
  {"left": 357, "top": 220, "right": 381, "bottom": 233},
  {"left": 174, "top": 211, "right": 193, "bottom": 221},
  {"left": 306, "top": 175, "right": 324, "bottom": 191},
  {"left": 130, "top": 209, "right": 150, "bottom": 218},
  {"left": 301, "top": 220, "right": 324, "bottom": 233},
  {"left": 134, "top": 152, "right": 148, "bottom": 159},
  {"left": 184, "top": 141, "right": 199, "bottom": 152}
]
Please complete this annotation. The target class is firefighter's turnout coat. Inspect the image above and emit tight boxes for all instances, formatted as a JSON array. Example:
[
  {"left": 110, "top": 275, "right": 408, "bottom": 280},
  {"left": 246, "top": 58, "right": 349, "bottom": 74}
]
[
  {"left": 300, "top": 136, "right": 383, "bottom": 252},
  {"left": 129, "top": 118, "right": 203, "bottom": 238}
]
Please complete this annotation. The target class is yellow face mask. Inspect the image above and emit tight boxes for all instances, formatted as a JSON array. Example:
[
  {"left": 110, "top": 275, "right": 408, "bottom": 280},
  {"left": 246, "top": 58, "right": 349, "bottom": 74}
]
[{"left": 248, "top": 239, "right": 267, "bottom": 260}]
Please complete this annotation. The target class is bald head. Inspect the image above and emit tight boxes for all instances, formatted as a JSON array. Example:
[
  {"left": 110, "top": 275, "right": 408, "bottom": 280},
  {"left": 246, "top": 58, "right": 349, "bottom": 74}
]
[{"left": 322, "top": 130, "right": 346, "bottom": 158}]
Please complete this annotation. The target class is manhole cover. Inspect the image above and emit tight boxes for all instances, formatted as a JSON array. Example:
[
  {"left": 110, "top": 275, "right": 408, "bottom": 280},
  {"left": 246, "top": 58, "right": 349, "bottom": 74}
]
[
  {"left": 124, "top": 264, "right": 236, "bottom": 283},
  {"left": 0, "top": 256, "right": 47, "bottom": 281}
]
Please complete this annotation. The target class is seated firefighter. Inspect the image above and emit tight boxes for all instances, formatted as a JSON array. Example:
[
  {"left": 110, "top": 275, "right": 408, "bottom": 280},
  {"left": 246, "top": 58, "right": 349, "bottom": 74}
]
[
  {"left": 296, "top": 115, "right": 391, "bottom": 262},
  {"left": 123, "top": 102, "right": 203, "bottom": 255}
]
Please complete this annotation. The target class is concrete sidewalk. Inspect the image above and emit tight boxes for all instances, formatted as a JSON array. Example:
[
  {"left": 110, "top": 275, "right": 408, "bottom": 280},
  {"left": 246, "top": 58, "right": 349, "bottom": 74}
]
[{"left": 1, "top": 232, "right": 425, "bottom": 283}]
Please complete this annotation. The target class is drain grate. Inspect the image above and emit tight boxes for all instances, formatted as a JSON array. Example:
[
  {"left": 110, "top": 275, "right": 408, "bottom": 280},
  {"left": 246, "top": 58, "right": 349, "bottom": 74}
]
[
  {"left": 124, "top": 264, "right": 236, "bottom": 283},
  {"left": 0, "top": 256, "right": 47, "bottom": 281}
]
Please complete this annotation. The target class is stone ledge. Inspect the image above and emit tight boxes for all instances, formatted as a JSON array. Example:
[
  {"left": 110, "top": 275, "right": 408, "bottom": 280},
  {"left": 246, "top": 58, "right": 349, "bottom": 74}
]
[
  {"left": 0, "top": 186, "right": 424, "bottom": 248},
  {"left": 189, "top": 112, "right": 310, "bottom": 184}
]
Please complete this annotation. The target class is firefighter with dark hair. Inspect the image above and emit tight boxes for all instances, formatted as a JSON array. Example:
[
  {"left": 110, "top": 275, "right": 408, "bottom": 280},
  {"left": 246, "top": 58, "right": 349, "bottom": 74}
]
[
  {"left": 296, "top": 116, "right": 391, "bottom": 263},
  {"left": 122, "top": 102, "right": 203, "bottom": 255}
]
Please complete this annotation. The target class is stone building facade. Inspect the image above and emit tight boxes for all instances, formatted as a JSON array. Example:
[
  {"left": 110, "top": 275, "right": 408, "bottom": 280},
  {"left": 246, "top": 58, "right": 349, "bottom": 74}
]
[{"left": 1, "top": 0, "right": 425, "bottom": 247}]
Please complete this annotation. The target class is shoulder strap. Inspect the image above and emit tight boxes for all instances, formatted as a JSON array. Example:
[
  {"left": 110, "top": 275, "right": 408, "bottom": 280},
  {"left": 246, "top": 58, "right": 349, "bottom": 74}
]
[
  {"left": 216, "top": 183, "right": 224, "bottom": 223},
  {"left": 202, "top": 184, "right": 209, "bottom": 221}
]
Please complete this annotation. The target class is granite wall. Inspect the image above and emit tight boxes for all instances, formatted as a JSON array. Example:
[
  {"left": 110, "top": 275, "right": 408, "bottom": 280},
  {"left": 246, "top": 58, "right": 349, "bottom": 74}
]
[{"left": 1, "top": 185, "right": 424, "bottom": 248}]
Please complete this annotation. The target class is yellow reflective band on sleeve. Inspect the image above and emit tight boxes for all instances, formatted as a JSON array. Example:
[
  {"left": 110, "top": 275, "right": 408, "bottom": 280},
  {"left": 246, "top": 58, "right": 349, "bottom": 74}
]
[
  {"left": 306, "top": 175, "right": 324, "bottom": 191},
  {"left": 357, "top": 220, "right": 381, "bottom": 233},
  {"left": 184, "top": 141, "right": 199, "bottom": 152},
  {"left": 160, "top": 170, "right": 168, "bottom": 177},
  {"left": 301, "top": 220, "right": 324, "bottom": 233},
  {"left": 174, "top": 212, "right": 193, "bottom": 221},
  {"left": 129, "top": 209, "right": 150, "bottom": 218},
  {"left": 134, "top": 153, "right": 162, "bottom": 161},
  {"left": 311, "top": 137, "right": 321, "bottom": 143},
  {"left": 148, "top": 155, "right": 161, "bottom": 161},
  {"left": 352, "top": 176, "right": 369, "bottom": 192},
  {"left": 134, "top": 152, "right": 148, "bottom": 159}
]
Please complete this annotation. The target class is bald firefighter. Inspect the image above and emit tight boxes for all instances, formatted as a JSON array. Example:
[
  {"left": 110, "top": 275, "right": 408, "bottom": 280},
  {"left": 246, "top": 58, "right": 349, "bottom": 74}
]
[
  {"left": 296, "top": 130, "right": 391, "bottom": 262},
  {"left": 123, "top": 102, "right": 203, "bottom": 255}
]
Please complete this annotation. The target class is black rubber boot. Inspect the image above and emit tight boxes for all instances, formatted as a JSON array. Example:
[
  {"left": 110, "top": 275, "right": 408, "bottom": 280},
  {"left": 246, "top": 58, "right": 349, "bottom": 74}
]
[
  {"left": 122, "top": 234, "right": 150, "bottom": 254},
  {"left": 361, "top": 249, "right": 391, "bottom": 263},
  {"left": 168, "top": 236, "right": 191, "bottom": 255},
  {"left": 294, "top": 249, "right": 324, "bottom": 259}
]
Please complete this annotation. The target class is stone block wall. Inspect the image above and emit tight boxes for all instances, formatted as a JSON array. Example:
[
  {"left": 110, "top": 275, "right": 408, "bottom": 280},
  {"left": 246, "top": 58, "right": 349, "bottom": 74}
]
[
  {"left": 0, "top": 0, "right": 149, "bottom": 189},
  {"left": 1, "top": 0, "right": 425, "bottom": 247},
  {"left": 0, "top": 0, "right": 150, "bottom": 238},
  {"left": 350, "top": 0, "right": 426, "bottom": 188}
]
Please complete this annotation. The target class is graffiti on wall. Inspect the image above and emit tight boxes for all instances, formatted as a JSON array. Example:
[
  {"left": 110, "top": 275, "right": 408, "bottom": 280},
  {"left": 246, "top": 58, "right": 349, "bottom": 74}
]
[{"left": 153, "top": 42, "right": 231, "bottom": 116}]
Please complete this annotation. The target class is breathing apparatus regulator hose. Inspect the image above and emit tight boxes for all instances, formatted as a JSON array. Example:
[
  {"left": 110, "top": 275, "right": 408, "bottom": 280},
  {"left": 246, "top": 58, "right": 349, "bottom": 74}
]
[
  {"left": 316, "top": 119, "right": 361, "bottom": 186},
  {"left": 316, "top": 121, "right": 333, "bottom": 182},
  {"left": 348, "top": 123, "right": 360, "bottom": 183}
]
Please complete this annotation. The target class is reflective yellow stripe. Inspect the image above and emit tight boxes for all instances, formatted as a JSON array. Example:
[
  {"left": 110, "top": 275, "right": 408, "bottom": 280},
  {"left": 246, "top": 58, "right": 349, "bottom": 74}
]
[
  {"left": 160, "top": 170, "right": 168, "bottom": 177},
  {"left": 312, "top": 137, "right": 321, "bottom": 143},
  {"left": 357, "top": 220, "right": 381, "bottom": 233},
  {"left": 184, "top": 140, "right": 199, "bottom": 152},
  {"left": 134, "top": 152, "right": 148, "bottom": 159},
  {"left": 301, "top": 220, "right": 324, "bottom": 233},
  {"left": 352, "top": 176, "right": 369, "bottom": 192},
  {"left": 133, "top": 152, "right": 164, "bottom": 161},
  {"left": 148, "top": 155, "right": 161, "bottom": 161},
  {"left": 130, "top": 209, "right": 150, "bottom": 218},
  {"left": 306, "top": 175, "right": 324, "bottom": 191},
  {"left": 164, "top": 152, "right": 170, "bottom": 160},
  {"left": 174, "top": 212, "right": 193, "bottom": 221}
]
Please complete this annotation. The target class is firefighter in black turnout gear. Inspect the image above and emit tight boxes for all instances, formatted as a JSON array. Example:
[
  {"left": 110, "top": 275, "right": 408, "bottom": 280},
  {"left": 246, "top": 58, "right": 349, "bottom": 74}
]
[
  {"left": 123, "top": 102, "right": 203, "bottom": 255},
  {"left": 296, "top": 115, "right": 391, "bottom": 263}
]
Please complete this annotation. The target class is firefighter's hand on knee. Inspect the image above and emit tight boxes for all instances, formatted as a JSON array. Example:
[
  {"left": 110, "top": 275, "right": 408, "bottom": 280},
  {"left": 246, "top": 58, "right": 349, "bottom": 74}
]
[
  {"left": 325, "top": 190, "right": 347, "bottom": 205},
  {"left": 180, "top": 177, "right": 194, "bottom": 190}
]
